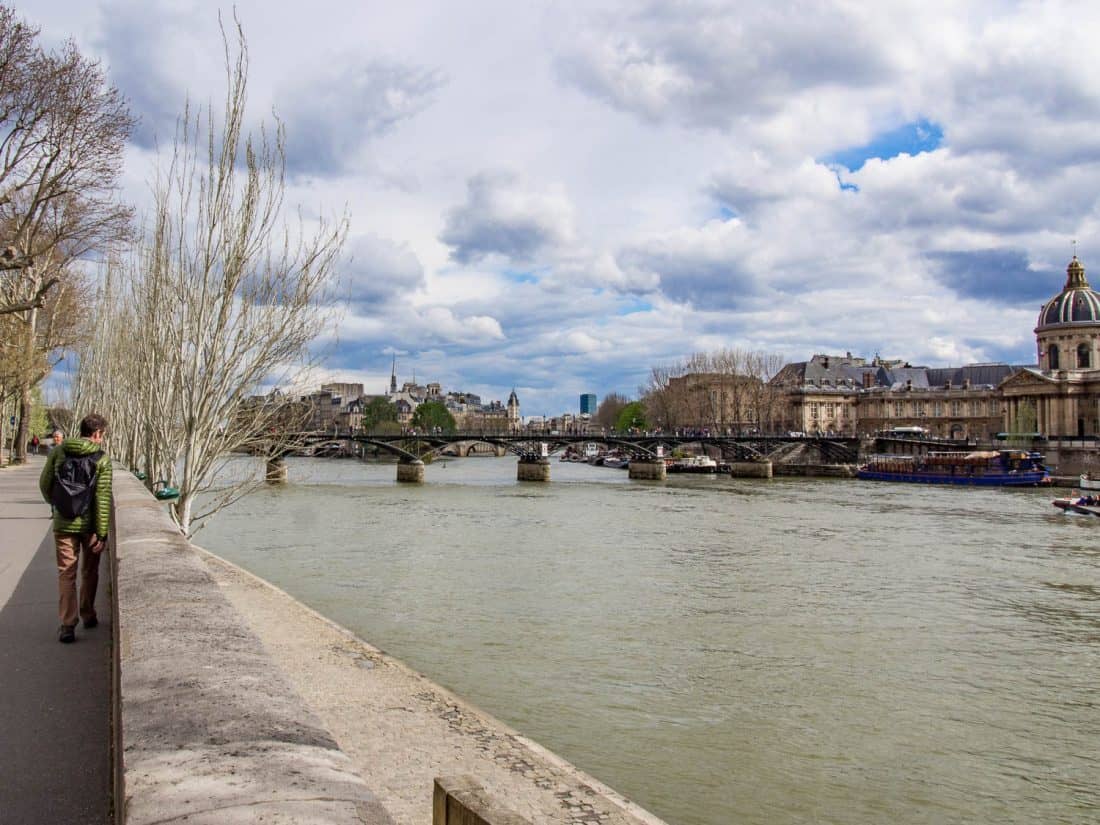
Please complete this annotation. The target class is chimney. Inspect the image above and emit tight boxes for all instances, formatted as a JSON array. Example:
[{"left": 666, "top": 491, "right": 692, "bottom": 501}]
[
  {"left": 963, "top": 378, "right": 970, "bottom": 389},
  {"left": 945, "top": 380, "right": 951, "bottom": 389},
  {"left": 862, "top": 372, "right": 873, "bottom": 388},
  {"left": 906, "top": 379, "right": 913, "bottom": 391}
]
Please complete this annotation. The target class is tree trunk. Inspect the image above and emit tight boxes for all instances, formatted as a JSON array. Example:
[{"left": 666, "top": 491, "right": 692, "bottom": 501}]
[{"left": 12, "top": 385, "right": 30, "bottom": 463}]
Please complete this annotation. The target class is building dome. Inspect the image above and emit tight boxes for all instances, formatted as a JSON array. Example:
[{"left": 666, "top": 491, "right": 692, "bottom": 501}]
[
  {"left": 1034, "top": 255, "right": 1100, "bottom": 330},
  {"left": 1037, "top": 256, "right": 1100, "bottom": 329}
]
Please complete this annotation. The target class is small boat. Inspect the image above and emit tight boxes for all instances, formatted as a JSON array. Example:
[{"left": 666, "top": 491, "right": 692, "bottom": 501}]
[
  {"left": 1053, "top": 495, "right": 1100, "bottom": 516},
  {"left": 667, "top": 455, "right": 719, "bottom": 474},
  {"left": 602, "top": 455, "right": 629, "bottom": 469},
  {"left": 1078, "top": 473, "right": 1100, "bottom": 491},
  {"left": 857, "top": 450, "right": 1051, "bottom": 486}
]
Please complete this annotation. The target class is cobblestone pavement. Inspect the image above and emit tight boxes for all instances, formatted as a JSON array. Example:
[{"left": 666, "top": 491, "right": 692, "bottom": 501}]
[{"left": 198, "top": 549, "right": 669, "bottom": 825}]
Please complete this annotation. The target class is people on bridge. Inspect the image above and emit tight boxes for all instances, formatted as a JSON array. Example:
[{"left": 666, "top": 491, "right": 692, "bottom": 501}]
[{"left": 38, "top": 413, "right": 114, "bottom": 644}]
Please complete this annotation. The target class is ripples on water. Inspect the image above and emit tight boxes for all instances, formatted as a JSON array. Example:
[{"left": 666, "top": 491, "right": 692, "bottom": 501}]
[{"left": 199, "top": 457, "right": 1100, "bottom": 825}]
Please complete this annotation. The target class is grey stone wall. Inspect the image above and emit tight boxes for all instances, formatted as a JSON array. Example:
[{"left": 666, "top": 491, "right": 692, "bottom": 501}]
[{"left": 112, "top": 473, "right": 394, "bottom": 824}]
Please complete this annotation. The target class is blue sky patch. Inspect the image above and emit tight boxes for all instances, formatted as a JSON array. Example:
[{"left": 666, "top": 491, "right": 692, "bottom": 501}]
[
  {"left": 825, "top": 119, "right": 944, "bottom": 172},
  {"left": 503, "top": 268, "right": 539, "bottom": 284},
  {"left": 616, "top": 298, "right": 654, "bottom": 316}
]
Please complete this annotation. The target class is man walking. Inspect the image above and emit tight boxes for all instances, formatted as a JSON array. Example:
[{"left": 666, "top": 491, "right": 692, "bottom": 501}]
[{"left": 39, "top": 413, "right": 113, "bottom": 643}]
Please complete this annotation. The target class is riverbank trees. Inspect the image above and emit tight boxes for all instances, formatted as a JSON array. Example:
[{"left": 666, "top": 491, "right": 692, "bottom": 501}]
[
  {"left": 641, "top": 348, "right": 785, "bottom": 433},
  {"left": 74, "top": 19, "right": 346, "bottom": 534},
  {"left": 411, "top": 400, "right": 457, "bottom": 434},
  {"left": 594, "top": 392, "right": 629, "bottom": 431},
  {"left": 0, "top": 6, "right": 134, "bottom": 463}
]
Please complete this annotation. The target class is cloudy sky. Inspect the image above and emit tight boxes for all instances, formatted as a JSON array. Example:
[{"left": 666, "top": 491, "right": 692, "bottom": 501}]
[{"left": 24, "top": 0, "right": 1100, "bottom": 415}]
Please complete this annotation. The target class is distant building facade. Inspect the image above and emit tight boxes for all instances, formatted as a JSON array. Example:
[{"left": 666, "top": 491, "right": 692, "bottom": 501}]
[
  {"left": 772, "top": 353, "right": 1017, "bottom": 439},
  {"left": 770, "top": 257, "right": 1100, "bottom": 440},
  {"left": 580, "top": 393, "right": 597, "bottom": 415}
]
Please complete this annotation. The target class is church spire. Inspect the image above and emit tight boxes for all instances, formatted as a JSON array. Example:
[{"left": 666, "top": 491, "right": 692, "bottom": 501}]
[{"left": 389, "top": 354, "right": 397, "bottom": 395}]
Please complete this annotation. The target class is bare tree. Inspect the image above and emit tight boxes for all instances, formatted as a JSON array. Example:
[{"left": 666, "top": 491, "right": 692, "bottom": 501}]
[
  {"left": 0, "top": 6, "right": 133, "bottom": 461},
  {"left": 746, "top": 349, "right": 786, "bottom": 433},
  {"left": 594, "top": 392, "right": 629, "bottom": 430},
  {"left": 641, "top": 365, "right": 674, "bottom": 432},
  {"left": 75, "top": 18, "right": 345, "bottom": 535},
  {"left": 641, "top": 347, "right": 787, "bottom": 433}
]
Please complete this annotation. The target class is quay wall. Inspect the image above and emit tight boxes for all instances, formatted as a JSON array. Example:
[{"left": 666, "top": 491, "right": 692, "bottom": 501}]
[
  {"left": 1039, "top": 441, "right": 1100, "bottom": 477},
  {"left": 111, "top": 473, "right": 394, "bottom": 824},
  {"left": 775, "top": 463, "right": 858, "bottom": 478},
  {"left": 110, "top": 472, "right": 671, "bottom": 825}
]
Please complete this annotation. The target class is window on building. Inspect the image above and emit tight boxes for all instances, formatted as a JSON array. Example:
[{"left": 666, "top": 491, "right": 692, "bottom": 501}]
[
  {"left": 914, "top": 401, "right": 926, "bottom": 418},
  {"left": 1078, "top": 343, "right": 1091, "bottom": 369},
  {"left": 951, "top": 401, "right": 962, "bottom": 416},
  {"left": 933, "top": 401, "right": 943, "bottom": 416},
  {"left": 893, "top": 401, "right": 904, "bottom": 417},
  {"left": 1048, "top": 344, "right": 1060, "bottom": 370}
]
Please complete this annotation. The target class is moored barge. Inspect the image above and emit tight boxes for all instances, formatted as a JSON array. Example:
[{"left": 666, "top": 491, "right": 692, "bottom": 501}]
[{"left": 857, "top": 450, "right": 1051, "bottom": 486}]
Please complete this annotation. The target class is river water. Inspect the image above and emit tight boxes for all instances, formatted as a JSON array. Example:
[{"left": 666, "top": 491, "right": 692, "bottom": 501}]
[{"left": 197, "top": 456, "right": 1099, "bottom": 825}]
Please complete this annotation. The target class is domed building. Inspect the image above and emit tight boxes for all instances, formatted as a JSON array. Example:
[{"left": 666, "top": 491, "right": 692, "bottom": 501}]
[
  {"left": 1036, "top": 256, "right": 1100, "bottom": 370},
  {"left": 1001, "top": 256, "right": 1100, "bottom": 437}
]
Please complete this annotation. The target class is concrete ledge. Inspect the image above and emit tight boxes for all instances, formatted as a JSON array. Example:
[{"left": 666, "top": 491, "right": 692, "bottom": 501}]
[
  {"left": 433, "top": 776, "right": 529, "bottom": 825},
  {"left": 112, "top": 473, "right": 393, "bottom": 824}
]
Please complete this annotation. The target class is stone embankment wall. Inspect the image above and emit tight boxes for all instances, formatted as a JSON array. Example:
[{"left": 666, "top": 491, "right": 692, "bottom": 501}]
[
  {"left": 1040, "top": 441, "right": 1100, "bottom": 476},
  {"left": 112, "top": 473, "right": 673, "bottom": 825},
  {"left": 111, "top": 473, "right": 394, "bottom": 824}
]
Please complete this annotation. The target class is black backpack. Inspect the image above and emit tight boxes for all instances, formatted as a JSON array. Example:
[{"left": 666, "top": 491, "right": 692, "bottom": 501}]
[{"left": 50, "top": 451, "right": 104, "bottom": 520}]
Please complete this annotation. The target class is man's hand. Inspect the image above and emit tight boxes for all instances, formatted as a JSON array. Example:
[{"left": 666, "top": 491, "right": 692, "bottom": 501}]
[{"left": 91, "top": 534, "right": 108, "bottom": 554}]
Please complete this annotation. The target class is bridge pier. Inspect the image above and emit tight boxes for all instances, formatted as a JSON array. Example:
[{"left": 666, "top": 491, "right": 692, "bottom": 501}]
[
  {"left": 628, "top": 459, "right": 667, "bottom": 480},
  {"left": 396, "top": 459, "right": 425, "bottom": 483},
  {"left": 265, "top": 456, "right": 288, "bottom": 484},
  {"left": 729, "top": 460, "right": 772, "bottom": 479},
  {"left": 517, "top": 457, "right": 551, "bottom": 482}
]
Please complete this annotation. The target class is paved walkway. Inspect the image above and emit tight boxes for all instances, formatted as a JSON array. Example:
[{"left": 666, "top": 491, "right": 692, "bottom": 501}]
[{"left": 0, "top": 457, "right": 112, "bottom": 825}]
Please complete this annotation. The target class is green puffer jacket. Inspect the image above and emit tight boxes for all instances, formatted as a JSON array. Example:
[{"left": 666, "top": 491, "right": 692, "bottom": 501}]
[{"left": 39, "top": 438, "right": 113, "bottom": 538}]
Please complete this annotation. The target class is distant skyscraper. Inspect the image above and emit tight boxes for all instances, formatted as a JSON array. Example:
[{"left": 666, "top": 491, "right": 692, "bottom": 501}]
[{"left": 580, "top": 393, "right": 597, "bottom": 415}]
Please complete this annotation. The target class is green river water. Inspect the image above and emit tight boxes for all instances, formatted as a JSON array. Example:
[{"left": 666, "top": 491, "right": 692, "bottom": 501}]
[{"left": 198, "top": 456, "right": 1099, "bottom": 825}]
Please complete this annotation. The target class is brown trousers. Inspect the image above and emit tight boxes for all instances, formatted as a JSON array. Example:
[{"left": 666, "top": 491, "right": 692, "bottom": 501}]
[{"left": 54, "top": 533, "right": 103, "bottom": 628}]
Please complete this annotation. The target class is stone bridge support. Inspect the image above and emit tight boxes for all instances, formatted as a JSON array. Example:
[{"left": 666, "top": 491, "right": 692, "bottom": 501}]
[
  {"left": 396, "top": 459, "right": 425, "bottom": 484},
  {"left": 729, "top": 460, "right": 773, "bottom": 479},
  {"left": 628, "top": 459, "right": 667, "bottom": 480},
  {"left": 517, "top": 457, "right": 551, "bottom": 482}
]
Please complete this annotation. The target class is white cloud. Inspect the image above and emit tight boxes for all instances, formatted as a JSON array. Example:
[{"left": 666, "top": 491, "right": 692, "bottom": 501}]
[{"left": 25, "top": 0, "right": 1100, "bottom": 413}]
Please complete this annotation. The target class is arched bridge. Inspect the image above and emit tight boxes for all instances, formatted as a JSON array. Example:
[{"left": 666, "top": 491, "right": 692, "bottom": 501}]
[{"left": 288, "top": 432, "right": 865, "bottom": 464}]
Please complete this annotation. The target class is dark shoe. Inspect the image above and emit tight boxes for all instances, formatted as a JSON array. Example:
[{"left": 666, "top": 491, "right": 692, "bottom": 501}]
[
  {"left": 83, "top": 617, "right": 98, "bottom": 629},
  {"left": 58, "top": 625, "right": 75, "bottom": 643}
]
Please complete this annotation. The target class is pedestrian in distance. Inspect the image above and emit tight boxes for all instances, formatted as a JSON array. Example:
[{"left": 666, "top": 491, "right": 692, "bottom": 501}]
[
  {"left": 38, "top": 413, "right": 113, "bottom": 644},
  {"left": 30, "top": 434, "right": 39, "bottom": 454}
]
